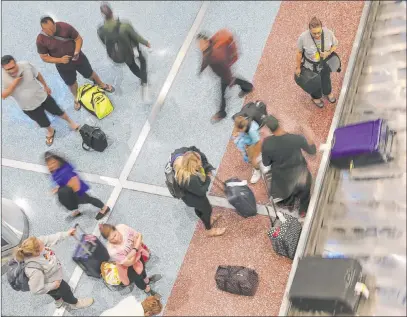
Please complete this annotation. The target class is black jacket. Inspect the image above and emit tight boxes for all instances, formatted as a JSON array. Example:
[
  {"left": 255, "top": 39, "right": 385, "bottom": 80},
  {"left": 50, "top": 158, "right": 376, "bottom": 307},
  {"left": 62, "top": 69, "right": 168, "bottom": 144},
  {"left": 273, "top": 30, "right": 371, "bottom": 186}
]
[{"left": 171, "top": 146, "right": 214, "bottom": 208}]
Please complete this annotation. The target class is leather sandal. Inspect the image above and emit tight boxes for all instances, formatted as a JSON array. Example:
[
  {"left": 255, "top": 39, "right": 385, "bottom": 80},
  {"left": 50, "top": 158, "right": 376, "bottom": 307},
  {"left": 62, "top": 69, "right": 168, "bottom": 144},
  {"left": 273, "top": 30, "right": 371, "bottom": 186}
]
[{"left": 311, "top": 99, "right": 324, "bottom": 108}]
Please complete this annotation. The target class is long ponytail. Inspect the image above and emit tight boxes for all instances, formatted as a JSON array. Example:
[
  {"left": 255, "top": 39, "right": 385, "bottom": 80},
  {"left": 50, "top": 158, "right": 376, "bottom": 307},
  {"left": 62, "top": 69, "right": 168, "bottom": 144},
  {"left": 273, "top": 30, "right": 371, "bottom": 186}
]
[{"left": 13, "top": 237, "right": 40, "bottom": 262}]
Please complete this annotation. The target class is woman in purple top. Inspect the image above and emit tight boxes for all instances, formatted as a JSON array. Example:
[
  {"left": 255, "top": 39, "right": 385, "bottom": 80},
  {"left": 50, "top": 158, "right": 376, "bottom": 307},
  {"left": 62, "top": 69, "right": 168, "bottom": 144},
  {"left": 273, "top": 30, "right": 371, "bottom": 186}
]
[{"left": 44, "top": 151, "right": 110, "bottom": 220}]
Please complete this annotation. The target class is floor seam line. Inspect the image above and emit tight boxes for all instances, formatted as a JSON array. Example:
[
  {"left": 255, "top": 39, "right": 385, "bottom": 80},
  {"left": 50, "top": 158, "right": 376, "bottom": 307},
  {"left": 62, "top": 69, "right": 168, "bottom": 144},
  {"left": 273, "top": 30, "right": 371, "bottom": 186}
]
[{"left": 52, "top": 2, "right": 210, "bottom": 315}]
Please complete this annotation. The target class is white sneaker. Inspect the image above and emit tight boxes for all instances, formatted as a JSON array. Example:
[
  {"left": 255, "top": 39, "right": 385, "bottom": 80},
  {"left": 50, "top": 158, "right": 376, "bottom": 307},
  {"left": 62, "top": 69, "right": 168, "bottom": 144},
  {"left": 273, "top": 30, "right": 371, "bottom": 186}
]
[
  {"left": 70, "top": 298, "right": 94, "bottom": 310},
  {"left": 250, "top": 169, "right": 262, "bottom": 184},
  {"left": 54, "top": 299, "right": 64, "bottom": 308}
]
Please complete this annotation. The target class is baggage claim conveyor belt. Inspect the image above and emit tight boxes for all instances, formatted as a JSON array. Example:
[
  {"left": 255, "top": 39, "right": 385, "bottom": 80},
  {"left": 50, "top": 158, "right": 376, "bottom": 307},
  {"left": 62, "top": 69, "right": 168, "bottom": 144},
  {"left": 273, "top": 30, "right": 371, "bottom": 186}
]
[{"left": 279, "top": 1, "right": 406, "bottom": 316}]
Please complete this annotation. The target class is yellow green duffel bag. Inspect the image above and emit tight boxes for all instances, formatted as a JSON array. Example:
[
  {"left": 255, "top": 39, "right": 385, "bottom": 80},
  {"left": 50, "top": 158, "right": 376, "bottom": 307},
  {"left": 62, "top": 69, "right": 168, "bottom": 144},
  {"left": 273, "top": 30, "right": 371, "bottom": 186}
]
[{"left": 76, "top": 84, "right": 114, "bottom": 119}]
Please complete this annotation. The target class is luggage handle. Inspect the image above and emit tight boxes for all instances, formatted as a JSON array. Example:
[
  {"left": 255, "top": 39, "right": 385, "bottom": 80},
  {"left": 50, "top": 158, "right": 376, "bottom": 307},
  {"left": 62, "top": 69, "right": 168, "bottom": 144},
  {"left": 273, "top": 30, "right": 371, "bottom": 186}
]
[
  {"left": 386, "top": 129, "right": 396, "bottom": 161},
  {"left": 265, "top": 197, "right": 281, "bottom": 227},
  {"left": 71, "top": 223, "right": 93, "bottom": 256},
  {"left": 81, "top": 127, "right": 102, "bottom": 152}
]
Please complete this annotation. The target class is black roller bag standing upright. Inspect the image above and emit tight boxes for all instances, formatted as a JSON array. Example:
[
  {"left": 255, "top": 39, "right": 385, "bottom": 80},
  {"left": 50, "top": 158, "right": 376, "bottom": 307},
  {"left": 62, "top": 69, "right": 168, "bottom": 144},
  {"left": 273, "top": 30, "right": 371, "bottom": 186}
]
[
  {"left": 215, "top": 265, "right": 259, "bottom": 296},
  {"left": 213, "top": 176, "right": 257, "bottom": 218},
  {"left": 72, "top": 223, "right": 110, "bottom": 278},
  {"left": 289, "top": 256, "right": 366, "bottom": 315},
  {"left": 265, "top": 198, "right": 302, "bottom": 260}
]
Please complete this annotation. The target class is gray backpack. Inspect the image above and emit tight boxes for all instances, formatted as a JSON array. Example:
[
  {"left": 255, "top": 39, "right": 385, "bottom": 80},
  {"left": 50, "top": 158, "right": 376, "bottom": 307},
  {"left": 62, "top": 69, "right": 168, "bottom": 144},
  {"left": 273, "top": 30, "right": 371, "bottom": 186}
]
[{"left": 7, "top": 259, "right": 42, "bottom": 292}]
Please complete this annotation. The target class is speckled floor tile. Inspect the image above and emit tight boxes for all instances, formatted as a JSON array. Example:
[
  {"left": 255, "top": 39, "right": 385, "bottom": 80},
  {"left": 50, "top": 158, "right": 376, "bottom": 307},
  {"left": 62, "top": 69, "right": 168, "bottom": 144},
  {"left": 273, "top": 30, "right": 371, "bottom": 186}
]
[
  {"left": 210, "top": 0, "right": 365, "bottom": 204},
  {"left": 1, "top": 167, "right": 113, "bottom": 316},
  {"left": 128, "top": 1, "right": 281, "bottom": 185},
  {"left": 164, "top": 208, "right": 292, "bottom": 316},
  {"left": 1, "top": 1, "right": 201, "bottom": 177},
  {"left": 63, "top": 189, "right": 197, "bottom": 316}
]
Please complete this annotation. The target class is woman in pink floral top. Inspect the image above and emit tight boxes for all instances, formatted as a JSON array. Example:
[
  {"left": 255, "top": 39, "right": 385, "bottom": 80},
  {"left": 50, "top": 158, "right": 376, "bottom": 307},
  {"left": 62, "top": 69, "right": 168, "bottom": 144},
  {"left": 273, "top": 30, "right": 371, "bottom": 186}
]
[{"left": 99, "top": 224, "right": 161, "bottom": 296}]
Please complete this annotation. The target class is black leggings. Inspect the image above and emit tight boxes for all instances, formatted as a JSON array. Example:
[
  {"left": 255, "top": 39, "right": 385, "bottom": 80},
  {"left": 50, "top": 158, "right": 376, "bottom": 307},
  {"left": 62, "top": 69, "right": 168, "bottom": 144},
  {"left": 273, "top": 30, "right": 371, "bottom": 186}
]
[
  {"left": 127, "top": 258, "right": 148, "bottom": 290},
  {"left": 194, "top": 197, "right": 213, "bottom": 230},
  {"left": 311, "top": 66, "right": 332, "bottom": 99},
  {"left": 58, "top": 187, "right": 104, "bottom": 211},
  {"left": 126, "top": 47, "right": 147, "bottom": 84},
  {"left": 47, "top": 280, "right": 78, "bottom": 305},
  {"left": 219, "top": 78, "right": 253, "bottom": 116}
]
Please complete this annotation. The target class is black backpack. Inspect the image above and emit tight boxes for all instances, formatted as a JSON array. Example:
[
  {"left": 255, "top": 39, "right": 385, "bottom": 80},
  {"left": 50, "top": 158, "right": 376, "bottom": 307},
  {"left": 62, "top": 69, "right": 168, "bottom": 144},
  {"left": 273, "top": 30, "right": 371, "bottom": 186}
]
[
  {"left": 7, "top": 259, "right": 42, "bottom": 292},
  {"left": 104, "top": 20, "right": 128, "bottom": 64},
  {"left": 79, "top": 124, "right": 108, "bottom": 152},
  {"left": 232, "top": 100, "right": 268, "bottom": 127},
  {"left": 164, "top": 156, "right": 185, "bottom": 199}
]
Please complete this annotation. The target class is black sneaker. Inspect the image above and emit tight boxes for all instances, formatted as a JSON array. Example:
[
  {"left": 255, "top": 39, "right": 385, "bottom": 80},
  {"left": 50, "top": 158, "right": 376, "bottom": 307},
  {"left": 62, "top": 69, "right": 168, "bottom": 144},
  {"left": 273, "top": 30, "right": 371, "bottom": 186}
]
[
  {"left": 210, "top": 112, "right": 227, "bottom": 124},
  {"left": 148, "top": 274, "right": 162, "bottom": 284}
]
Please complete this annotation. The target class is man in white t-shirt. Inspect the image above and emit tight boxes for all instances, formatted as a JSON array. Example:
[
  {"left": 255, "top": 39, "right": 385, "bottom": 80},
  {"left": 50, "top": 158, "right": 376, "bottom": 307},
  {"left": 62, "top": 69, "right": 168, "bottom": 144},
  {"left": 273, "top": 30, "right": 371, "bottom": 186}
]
[
  {"left": 100, "top": 295, "right": 162, "bottom": 316},
  {"left": 1, "top": 55, "right": 80, "bottom": 146}
]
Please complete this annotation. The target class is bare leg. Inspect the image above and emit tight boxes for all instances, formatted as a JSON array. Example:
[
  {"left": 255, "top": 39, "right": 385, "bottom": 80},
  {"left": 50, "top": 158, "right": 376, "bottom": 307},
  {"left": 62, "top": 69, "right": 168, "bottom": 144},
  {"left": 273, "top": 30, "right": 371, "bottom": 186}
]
[
  {"left": 69, "top": 82, "right": 81, "bottom": 110},
  {"left": 59, "top": 112, "right": 80, "bottom": 130},
  {"left": 89, "top": 72, "right": 114, "bottom": 92},
  {"left": 45, "top": 126, "right": 55, "bottom": 138}
]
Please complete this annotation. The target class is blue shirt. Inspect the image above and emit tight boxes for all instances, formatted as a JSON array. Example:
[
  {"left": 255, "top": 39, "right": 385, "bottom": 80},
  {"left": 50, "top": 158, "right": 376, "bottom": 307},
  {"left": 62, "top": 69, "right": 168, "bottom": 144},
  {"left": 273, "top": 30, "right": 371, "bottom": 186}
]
[{"left": 233, "top": 121, "right": 260, "bottom": 162}]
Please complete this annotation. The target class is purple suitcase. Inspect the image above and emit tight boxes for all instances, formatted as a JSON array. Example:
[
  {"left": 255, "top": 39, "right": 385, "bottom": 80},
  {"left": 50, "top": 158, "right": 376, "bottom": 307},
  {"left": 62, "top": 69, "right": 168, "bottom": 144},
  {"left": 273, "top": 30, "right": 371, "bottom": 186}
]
[{"left": 330, "top": 119, "right": 396, "bottom": 169}]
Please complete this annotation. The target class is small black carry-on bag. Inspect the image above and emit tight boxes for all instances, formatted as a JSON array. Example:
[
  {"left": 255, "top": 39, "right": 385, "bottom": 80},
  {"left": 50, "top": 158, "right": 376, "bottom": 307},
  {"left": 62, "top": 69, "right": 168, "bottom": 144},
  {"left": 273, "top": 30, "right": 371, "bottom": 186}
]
[
  {"left": 79, "top": 124, "right": 108, "bottom": 152},
  {"left": 265, "top": 198, "right": 302, "bottom": 260},
  {"left": 214, "top": 176, "right": 257, "bottom": 218},
  {"left": 72, "top": 223, "right": 110, "bottom": 278},
  {"left": 289, "top": 256, "right": 367, "bottom": 315},
  {"left": 215, "top": 265, "right": 259, "bottom": 296}
]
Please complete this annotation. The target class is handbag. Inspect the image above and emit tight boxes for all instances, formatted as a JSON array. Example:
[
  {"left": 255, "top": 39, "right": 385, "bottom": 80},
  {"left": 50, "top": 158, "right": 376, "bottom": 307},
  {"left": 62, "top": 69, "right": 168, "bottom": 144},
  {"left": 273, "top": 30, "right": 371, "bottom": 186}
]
[{"left": 265, "top": 197, "right": 302, "bottom": 260}]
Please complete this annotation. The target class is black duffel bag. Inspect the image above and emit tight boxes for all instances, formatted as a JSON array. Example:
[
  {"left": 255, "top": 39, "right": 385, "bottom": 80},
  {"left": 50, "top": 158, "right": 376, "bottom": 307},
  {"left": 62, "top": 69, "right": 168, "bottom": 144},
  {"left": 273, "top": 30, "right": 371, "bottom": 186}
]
[
  {"left": 294, "top": 67, "right": 322, "bottom": 95},
  {"left": 79, "top": 124, "right": 108, "bottom": 152},
  {"left": 215, "top": 265, "right": 259, "bottom": 296}
]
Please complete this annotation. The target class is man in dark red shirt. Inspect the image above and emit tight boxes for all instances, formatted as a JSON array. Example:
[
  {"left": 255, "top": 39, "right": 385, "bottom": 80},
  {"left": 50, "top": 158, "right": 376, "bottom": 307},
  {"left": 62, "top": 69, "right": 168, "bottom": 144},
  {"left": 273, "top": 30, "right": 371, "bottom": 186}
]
[
  {"left": 197, "top": 32, "right": 253, "bottom": 123},
  {"left": 36, "top": 16, "right": 115, "bottom": 110}
]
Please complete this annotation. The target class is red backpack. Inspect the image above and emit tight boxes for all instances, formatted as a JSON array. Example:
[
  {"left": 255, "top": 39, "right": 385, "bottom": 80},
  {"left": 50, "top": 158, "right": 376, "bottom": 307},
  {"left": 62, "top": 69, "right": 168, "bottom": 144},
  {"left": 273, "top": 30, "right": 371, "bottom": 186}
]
[{"left": 210, "top": 29, "right": 238, "bottom": 67}]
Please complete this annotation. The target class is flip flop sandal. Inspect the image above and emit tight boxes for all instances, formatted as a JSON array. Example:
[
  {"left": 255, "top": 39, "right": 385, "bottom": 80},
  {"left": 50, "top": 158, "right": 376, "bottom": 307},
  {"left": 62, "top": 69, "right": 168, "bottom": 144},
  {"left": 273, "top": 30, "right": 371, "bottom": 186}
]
[
  {"left": 327, "top": 96, "right": 337, "bottom": 103},
  {"left": 74, "top": 101, "right": 81, "bottom": 111},
  {"left": 46, "top": 130, "right": 56, "bottom": 146},
  {"left": 100, "top": 84, "right": 115, "bottom": 93},
  {"left": 311, "top": 99, "right": 324, "bottom": 108}
]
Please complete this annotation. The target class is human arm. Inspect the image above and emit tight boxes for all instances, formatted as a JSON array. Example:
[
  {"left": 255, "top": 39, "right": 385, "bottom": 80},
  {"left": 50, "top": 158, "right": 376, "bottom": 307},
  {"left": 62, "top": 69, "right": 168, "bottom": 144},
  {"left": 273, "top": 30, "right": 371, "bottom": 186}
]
[
  {"left": 127, "top": 24, "right": 149, "bottom": 47},
  {"left": 36, "top": 72, "right": 51, "bottom": 95},
  {"left": 1, "top": 76, "right": 23, "bottom": 99},
  {"left": 295, "top": 35, "right": 304, "bottom": 75},
  {"left": 183, "top": 175, "right": 211, "bottom": 196},
  {"left": 298, "top": 129, "right": 317, "bottom": 155},
  {"left": 27, "top": 269, "right": 59, "bottom": 294},
  {"left": 37, "top": 228, "right": 75, "bottom": 248},
  {"left": 67, "top": 176, "right": 81, "bottom": 193}
]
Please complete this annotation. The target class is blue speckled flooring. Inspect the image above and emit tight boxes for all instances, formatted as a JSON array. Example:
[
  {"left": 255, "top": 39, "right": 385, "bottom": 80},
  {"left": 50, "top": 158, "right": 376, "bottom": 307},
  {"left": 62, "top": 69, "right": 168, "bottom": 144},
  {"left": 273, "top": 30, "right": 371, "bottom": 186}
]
[{"left": 1, "top": 1, "right": 281, "bottom": 316}]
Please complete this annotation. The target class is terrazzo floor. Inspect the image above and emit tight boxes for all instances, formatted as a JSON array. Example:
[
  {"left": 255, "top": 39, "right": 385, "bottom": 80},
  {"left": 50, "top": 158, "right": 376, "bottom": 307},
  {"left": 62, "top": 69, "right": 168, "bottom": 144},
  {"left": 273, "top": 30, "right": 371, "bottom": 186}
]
[
  {"left": 1, "top": 1, "right": 364, "bottom": 316},
  {"left": 210, "top": 0, "right": 366, "bottom": 204}
]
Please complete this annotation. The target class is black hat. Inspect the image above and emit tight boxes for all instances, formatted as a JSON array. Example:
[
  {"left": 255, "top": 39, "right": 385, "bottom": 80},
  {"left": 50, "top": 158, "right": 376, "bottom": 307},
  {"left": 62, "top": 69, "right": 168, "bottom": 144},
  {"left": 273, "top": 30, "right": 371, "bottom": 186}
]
[{"left": 263, "top": 115, "right": 279, "bottom": 132}]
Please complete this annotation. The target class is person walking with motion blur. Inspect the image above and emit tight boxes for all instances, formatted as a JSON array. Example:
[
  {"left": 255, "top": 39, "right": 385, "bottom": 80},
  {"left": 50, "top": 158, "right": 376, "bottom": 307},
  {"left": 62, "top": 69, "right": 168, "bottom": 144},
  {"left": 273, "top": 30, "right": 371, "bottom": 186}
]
[
  {"left": 45, "top": 151, "right": 110, "bottom": 220},
  {"left": 1, "top": 55, "right": 79, "bottom": 146},
  {"left": 98, "top": 2, "right": 151, "bottom": 102},
  {"left": 14, "top": 228, "right": 94, "bottom": 309},
  {"left": 261, "top": 116, "right": 316, "bottom": 218},
  {"left": 232, "top": 116, "right": 262, "bottom": 184},
  {"left": 197, "top": 30, "right": 253, "bottom": 123},
  {"left": 36, "top": 16, "right": 115, "bottom": 111},
  {"left": 295, "top": 17, "right": 339, "bottom": 108},
  {"left": 173, "top": 148, "right": 226, "bottom": 237}
]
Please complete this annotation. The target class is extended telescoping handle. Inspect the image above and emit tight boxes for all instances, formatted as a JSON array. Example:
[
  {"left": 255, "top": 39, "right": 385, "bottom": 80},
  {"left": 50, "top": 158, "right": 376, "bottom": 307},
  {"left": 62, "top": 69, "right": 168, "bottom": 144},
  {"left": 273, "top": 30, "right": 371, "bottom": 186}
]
[
  {"left": 265, "top": 197, "right": 280, "bottom": 227},
  {"left": 211, "top": 174, "right": 225, "bottom": 192},
  {"left": 72, "top": 223, "right": 92, "bottom": 256}
]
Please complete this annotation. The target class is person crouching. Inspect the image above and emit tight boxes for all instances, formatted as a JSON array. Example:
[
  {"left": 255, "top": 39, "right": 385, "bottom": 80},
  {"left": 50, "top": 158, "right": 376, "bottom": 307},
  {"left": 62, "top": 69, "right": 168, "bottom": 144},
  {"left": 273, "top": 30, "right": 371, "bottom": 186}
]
[{"left": 233, "top": 116, "right": 262, "bottom": 184}]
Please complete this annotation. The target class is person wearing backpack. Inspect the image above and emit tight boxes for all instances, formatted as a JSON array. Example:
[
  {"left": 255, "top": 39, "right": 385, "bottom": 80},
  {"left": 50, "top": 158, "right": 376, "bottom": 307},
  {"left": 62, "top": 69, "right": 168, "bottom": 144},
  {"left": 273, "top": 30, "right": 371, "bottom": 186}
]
[
  {"left": 232, "top": 116, "right": 262, "bottom": 184},
  {"left": 98, "top": 2, "right": 151, "bottom": 102},
  {"left": 44, "top": 151, "right": 110, "bottom": 220},
  {"left": 173, "top": 149, "right": 226, "bottom": 237},
  {"left": 197, "top": 31, "right": 253, "bottom": 123},
  {"left": 12, "top": 229, "right": 94, "bottom": 309}
]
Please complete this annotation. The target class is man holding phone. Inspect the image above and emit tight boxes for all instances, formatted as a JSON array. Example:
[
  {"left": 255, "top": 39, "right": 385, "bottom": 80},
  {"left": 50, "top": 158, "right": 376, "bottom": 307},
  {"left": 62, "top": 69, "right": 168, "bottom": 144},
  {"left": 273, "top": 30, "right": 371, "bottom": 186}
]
[
  {"left": 1, "top": 55, "right": 80, "bottom": 146},
  {"left": 36, "top": 16, "right": 115, "bottom": 111}
]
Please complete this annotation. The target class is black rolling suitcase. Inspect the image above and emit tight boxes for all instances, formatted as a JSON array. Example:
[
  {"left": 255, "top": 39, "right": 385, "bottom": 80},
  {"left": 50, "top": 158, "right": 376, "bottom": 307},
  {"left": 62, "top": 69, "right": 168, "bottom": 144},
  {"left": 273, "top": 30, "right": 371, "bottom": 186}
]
[
  {"left": 72, "top": 223, "right": 110, "bottom": 278},
  {"left": 214, "top": 176, "right": 257, "bottom": 218},
  {"left": 289, "top": 256, "right": 366, "bottom": 314}
]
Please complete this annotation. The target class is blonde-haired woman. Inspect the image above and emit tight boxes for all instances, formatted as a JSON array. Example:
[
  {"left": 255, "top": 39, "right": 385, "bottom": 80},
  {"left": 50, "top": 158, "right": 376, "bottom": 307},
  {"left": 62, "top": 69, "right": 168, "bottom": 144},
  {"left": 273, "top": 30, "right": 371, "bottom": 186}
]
[
  {"left": 15, "top": 230, "right": 94, "bottom": 309},
  {"left": 173, "top": 148, "right": 226, "bottom": 237},
  {"left": 233, "top": 116, "right": 262, "bottom": 184}
]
